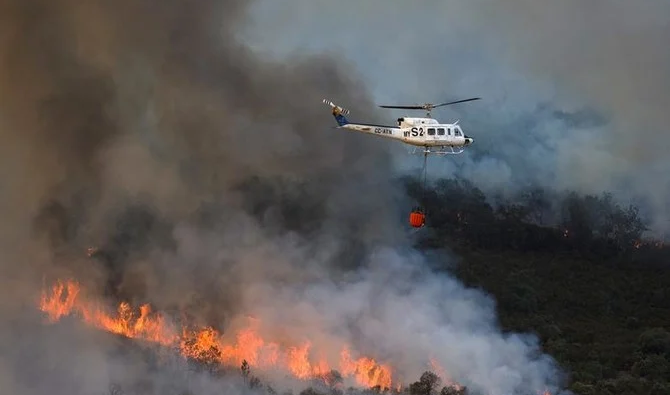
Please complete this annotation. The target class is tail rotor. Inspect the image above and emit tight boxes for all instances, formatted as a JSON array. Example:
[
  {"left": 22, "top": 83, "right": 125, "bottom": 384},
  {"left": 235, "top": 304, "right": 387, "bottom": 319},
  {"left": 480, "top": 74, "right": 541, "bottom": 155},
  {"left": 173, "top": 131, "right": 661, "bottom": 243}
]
[{"left": 322, "top": 99, "right": 350, "bottom": 115}]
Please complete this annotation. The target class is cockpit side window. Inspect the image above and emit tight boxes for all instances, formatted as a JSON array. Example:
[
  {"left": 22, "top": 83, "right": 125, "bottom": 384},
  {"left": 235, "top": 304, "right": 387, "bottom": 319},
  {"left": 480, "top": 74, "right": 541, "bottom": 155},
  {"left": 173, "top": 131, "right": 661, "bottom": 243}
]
[
  {"left": 454, "top": 127, "right": 462, "bottom": 137},
  {"left": 437, "top": 128, "right": 445, "bottom": 135},
  {"left": 427, "top": 128, "right": 436, "bottom": 136}
]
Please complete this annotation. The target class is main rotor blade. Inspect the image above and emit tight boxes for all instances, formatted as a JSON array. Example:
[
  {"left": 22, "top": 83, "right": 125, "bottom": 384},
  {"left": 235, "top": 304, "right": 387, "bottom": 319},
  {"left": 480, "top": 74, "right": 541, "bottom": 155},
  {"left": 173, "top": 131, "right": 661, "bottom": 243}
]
[
  {"left": 379, "top": 105, "right": 426, "bottom": 110},
  {"left": 379, "top": 97, "right": 481, "bottom": 111},
  {"left": 433, "top": 97, "right": 481, "bottom": 108}
]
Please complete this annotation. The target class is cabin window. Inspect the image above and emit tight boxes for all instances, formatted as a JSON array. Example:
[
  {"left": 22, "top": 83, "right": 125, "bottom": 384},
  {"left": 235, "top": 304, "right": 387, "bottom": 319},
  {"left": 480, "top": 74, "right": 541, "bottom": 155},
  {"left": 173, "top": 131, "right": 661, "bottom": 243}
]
[
  {"left": 437, "top": 128, "right": 445, "bottom": 136},
  {"left": 427, "top": 128, "right": 436, "bottom": 136},
  {"left": 447, "top": 128, "right": 452, "bottom": 135}
]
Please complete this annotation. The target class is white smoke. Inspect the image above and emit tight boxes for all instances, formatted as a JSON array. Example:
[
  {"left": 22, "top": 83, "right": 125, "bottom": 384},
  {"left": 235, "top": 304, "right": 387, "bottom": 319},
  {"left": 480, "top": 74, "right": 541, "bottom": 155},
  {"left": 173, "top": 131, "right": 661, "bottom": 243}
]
[
  {"left": 154, "top": 219, "right": 569, "bottom": 395},
  {"left": 240, "top": 0, "right": 670, "bottom": 237}
]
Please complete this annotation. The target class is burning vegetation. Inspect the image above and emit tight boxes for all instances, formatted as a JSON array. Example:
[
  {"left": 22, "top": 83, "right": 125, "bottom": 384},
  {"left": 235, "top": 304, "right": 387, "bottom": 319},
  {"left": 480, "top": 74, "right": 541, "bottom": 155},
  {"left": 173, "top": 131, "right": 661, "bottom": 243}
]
[{"left": 38, "top": 278, "right": 467, "bottom": 394}]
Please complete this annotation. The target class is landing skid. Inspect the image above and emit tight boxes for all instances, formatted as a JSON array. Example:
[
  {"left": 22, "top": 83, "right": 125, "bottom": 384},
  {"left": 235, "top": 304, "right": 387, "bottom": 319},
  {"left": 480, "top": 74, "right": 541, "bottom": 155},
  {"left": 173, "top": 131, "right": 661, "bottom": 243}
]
[{"left": 408, "top": 146, "right": 464, "bottom": 155}]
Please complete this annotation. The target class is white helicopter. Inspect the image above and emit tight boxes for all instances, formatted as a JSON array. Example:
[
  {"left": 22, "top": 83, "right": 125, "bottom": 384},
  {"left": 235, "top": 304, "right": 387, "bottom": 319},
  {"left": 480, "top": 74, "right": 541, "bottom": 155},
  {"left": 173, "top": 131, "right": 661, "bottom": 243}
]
[{"left": 322, "top": 97, "right": 480, "bottom": 155}]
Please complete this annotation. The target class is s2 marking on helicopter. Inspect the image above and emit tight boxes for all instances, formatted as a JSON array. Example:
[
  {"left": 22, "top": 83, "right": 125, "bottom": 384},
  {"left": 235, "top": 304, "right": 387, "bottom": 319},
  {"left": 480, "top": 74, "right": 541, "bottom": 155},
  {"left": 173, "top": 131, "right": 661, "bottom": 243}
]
[
  {"left": 411, "top": 127, "right": 425, "bottom": 137},
  {"left": 403, "top": 128, "right": 426, "bottom": 137}
]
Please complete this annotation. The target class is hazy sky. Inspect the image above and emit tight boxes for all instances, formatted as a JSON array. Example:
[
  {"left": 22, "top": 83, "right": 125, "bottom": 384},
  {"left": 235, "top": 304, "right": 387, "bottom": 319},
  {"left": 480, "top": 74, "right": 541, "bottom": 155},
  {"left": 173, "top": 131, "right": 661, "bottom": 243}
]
[{"left": 240, "top": 0, "right": 670, "bottom": 236}]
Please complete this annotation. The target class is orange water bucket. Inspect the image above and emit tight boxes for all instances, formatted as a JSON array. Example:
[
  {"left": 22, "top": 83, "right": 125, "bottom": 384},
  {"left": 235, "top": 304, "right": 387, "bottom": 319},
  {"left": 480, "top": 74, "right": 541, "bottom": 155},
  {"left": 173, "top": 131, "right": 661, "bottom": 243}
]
[{"left": 409, "top": 210, "right": 426, "bottom": 228}]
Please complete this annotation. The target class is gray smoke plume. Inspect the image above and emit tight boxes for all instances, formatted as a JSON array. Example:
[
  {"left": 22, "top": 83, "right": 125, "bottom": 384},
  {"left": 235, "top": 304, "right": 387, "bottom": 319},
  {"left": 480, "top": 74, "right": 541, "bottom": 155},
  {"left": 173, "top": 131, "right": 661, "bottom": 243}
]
[
  {"left": 0, "top": 1, "right": 568, "bottom": 395},
  {"left": 240, "top": 0, "right": 670, "bottom": 237}
]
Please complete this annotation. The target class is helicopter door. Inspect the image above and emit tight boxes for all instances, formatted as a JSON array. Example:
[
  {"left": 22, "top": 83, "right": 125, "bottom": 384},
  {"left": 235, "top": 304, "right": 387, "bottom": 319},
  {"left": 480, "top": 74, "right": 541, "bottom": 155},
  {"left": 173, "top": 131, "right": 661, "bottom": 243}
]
[{"left": 425, "top": 127, "right": 437, "bottom": 144}]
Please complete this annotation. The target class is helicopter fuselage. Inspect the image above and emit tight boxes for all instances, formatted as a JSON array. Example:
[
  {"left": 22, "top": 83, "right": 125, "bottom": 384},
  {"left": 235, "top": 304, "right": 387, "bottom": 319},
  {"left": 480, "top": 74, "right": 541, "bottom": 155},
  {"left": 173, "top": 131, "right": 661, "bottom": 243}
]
[
  {"left": 322, "top": 98, "right": 476, "bottom": 154},
  {"left": 336, "top": 116, "right": 473, "bottom": 148}
]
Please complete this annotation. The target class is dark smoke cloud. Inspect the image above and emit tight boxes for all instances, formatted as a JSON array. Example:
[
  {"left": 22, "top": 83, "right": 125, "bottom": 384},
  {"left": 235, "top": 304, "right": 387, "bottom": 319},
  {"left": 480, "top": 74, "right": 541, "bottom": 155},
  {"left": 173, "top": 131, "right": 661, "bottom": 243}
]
[
  {"left": 240, "top": 0, "right": 670, "bottom": 237},
  {"left": 0, "top": 1, "right": 568, "bottom": 394},
  {"left": 0, "top": 0, "right": 398, "bottom": 289}
]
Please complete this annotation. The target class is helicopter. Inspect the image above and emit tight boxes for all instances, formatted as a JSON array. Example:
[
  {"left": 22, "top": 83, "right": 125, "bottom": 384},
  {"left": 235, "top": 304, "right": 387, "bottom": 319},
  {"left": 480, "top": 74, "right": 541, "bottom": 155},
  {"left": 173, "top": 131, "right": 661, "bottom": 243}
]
[
  {"left": 321, "top": 97, "right": 480, "bottom": 155},
  {"left": 322, "top": 96, "right": 481, "bottom": 229}
]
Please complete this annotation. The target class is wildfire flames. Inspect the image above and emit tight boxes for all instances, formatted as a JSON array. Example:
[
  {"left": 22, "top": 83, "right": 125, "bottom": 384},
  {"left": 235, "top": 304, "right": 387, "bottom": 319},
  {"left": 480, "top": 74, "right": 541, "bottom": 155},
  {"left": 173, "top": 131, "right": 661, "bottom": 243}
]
[
  {"left": 37, "top": 279, "right": 557, "bottom": 395},
  {"left": 38, "top": 279, "right": 411, "bottom": 390}
]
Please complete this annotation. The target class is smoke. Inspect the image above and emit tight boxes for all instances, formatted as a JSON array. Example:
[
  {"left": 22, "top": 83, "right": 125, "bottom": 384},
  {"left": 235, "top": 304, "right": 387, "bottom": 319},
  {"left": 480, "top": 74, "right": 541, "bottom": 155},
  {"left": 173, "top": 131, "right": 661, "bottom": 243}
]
[
  {"left": 0, "top": 1, "right": 569, "bottom": 395},
  {"left": 235, "top": 243, "right": 565, "bottom": 394},
  {"left": 239, "top": 0, "right": 670, "bottom": 236}
]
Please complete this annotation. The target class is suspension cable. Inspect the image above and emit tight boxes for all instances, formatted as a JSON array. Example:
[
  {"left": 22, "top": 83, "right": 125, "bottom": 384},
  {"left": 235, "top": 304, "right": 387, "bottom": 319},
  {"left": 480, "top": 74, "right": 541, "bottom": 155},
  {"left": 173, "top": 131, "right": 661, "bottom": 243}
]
[{"left": 421, "top": 150, "right": 428, "bottom": 211}]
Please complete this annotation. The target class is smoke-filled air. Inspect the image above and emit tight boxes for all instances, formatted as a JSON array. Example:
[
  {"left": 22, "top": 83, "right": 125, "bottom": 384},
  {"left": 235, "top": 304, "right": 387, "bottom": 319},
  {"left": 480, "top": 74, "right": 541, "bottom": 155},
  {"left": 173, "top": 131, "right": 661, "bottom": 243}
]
[
  {"left": 241, "top": 0, "right": 670, "bottom": 237},
  {"left": 8, "top": 1, "right": 665, "bottom": 395}
]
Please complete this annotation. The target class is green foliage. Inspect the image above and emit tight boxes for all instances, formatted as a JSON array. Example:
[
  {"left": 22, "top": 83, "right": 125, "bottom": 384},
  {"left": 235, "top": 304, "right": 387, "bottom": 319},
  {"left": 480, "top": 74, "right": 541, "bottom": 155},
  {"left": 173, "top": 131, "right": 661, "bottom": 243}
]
[
  {"left": 569, "top": 382, "right": 596, "bottom": 395},
  {"left": 637, "top": 327, "right": 670, "bottom": 357},
  {"left": 403, "top": 177, "right": 670, "bottom": 395},
  {"left": 631, "top": 354, "right": 670, "bottom": 380},
  {"left": 449, "top": 247, "right": 670, "bottom": 394},
  {"left": 406, "top": 177, "right": 659, "bottom": 259}
]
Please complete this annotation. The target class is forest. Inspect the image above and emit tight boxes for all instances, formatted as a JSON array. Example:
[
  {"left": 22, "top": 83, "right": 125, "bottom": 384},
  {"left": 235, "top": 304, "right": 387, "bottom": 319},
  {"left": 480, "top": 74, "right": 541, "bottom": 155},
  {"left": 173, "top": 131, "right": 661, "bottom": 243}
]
[
  {"left": 404, "top": 176, "right": 670, "bottom": 395},
  {"left": 64, "top": 175, "right": 670, "bottom": 395},
  {"left": 237, "top": 176, "right": 670, "bottom": 395}
]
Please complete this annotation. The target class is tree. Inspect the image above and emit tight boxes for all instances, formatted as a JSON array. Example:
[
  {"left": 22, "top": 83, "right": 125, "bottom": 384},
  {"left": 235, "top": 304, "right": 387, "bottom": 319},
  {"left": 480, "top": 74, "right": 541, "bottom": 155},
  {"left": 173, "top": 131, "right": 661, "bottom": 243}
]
[
  {"left": 560, "top": 192, "right": 594, "bottom": 246},
  {"left": 439, "top": 386, "right": 467, "bottom": 395},
  {"left": 569, "top": 382, "right": 596, "bottom": 395},
  {"left": 323, "top": 370, "right": 344, "bottom": 389},
  {"left": 520, "top": 187, "right": 552, "bottom": 225},
  {"left": 241, "top": 359, "right": 250, "bottom": 381},
  {"left": 637, "top": 328, "right": 670, "bottom": 357},
  {"left": 631, "top": 354, "right": 670, "bottom": 380},
  {"left": 409, "top": 371, "right": 442, "bottom": 395},
  {"left": 609, "top": 204, "right": 646, "bottom": 250}
]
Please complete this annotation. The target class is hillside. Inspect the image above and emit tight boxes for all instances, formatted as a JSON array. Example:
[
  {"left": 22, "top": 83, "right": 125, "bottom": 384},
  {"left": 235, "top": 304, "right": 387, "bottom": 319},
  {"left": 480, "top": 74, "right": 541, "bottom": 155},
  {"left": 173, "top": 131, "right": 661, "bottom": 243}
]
[
  {"left": 34, "top": 175, "right": 670, "bottom": 395},
  {"left": 408, "top": 177, "right": 670, "bottom": 395}
]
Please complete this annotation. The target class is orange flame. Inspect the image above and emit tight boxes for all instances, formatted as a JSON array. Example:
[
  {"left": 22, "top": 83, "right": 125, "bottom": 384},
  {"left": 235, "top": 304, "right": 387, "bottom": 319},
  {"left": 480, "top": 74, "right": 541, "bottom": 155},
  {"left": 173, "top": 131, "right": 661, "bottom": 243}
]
[
  {"left": 39, "top": 279, "right": 397, "bottom": 389},
  {"left": 429, "top": 358, "right": 463, "bottom": 391}
]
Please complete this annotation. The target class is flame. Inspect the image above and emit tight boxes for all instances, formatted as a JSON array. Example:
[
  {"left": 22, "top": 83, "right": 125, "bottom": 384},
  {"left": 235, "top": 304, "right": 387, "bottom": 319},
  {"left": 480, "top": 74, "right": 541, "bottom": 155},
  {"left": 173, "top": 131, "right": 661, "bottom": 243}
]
[
  {"left": 632, "top": 238, "right": 666, "bottom": 249},
  {"left": 340, "top": 348, "right": 393, "bottom": 389},
  {"left": 39, "top": 279, "right": 398, "bottom": 389},
  {"left": 429, "top": 358, "right": 463, "bottom": 391},
  {"left": 37, "top": 278, "right": 560, "bottom": 395},
  {"left": 40, "top": 280, "right": 179, "bottom": 346}
]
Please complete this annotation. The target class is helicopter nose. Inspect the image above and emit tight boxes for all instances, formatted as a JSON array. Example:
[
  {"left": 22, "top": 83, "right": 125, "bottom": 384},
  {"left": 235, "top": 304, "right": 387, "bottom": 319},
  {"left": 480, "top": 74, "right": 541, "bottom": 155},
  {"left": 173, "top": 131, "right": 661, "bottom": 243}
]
[{"left": 464, "top": 135, "right": 474, "bottom": 145}]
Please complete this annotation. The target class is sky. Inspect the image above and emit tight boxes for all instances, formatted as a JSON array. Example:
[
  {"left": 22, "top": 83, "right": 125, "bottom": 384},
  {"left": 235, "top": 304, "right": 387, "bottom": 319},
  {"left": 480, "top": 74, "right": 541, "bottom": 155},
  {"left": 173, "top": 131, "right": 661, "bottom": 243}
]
[{"left": 239, "top": 0, "right": 670, "bottom": 236}]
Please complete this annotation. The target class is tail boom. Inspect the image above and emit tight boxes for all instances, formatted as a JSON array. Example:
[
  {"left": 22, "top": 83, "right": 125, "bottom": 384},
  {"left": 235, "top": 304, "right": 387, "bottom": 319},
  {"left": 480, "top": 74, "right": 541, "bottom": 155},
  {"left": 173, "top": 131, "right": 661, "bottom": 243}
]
[{"left": 322, "top": 98, "right": 402, "bottom": 141}]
